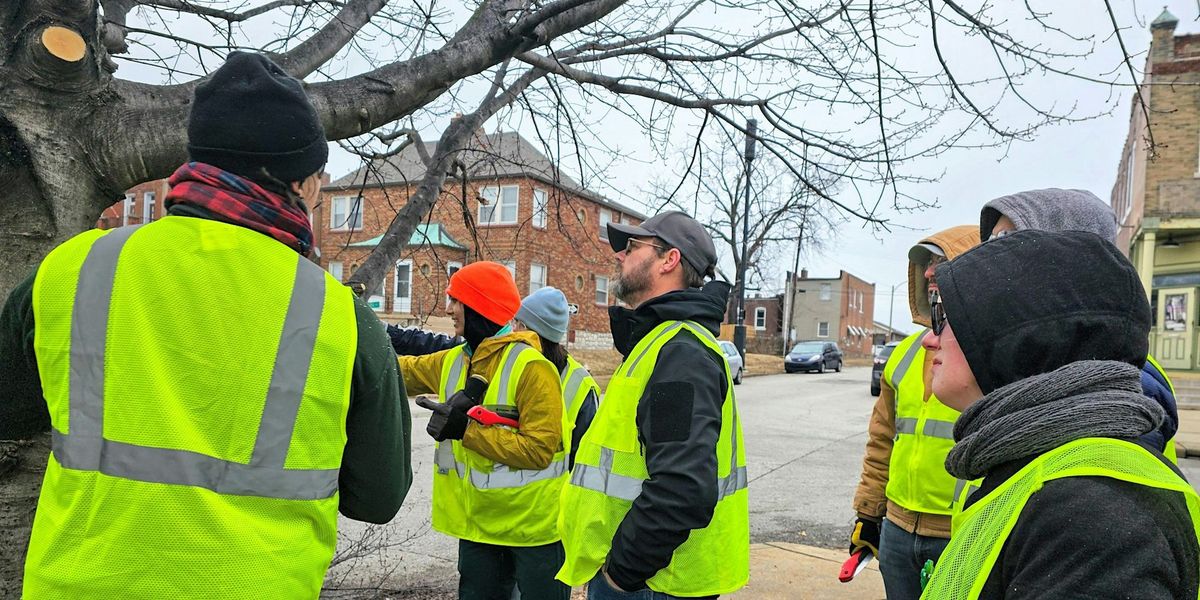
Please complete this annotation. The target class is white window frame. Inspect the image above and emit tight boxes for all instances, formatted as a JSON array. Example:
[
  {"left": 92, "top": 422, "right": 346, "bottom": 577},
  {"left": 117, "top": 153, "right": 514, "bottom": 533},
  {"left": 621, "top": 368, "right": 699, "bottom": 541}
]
[
  {"left": 328, "top": 261, "right": 344, "bottom": 282},
  {"left": 479, "top": 185, "right": 519, "bottom": 225},
  {"left": 142, "top": 191, "right": 156, "bottom": 223},
  {"left": 820, "top": 283, "right": 832, "bottom": 301},
  {"left": 394, "top": 260, "right": 412, "bottom": 313},
  {"left": 1125, "top": 151, "right": 1136, "bottom": 221},
  {"left": 599, "top": 209, "right": 614, "bottom": 239},
  {"left": 122, "top": 193, "right": 134, "bottom": 226},
  {"left": 330, "top": 195, "right": 364, "bottom": 231},
  {"left": 532, "top": 188, "right": 548, "bottom": 229},
  {"left": 818, "top": 321, "right": 830, "bottom": 337},
  {"left": 501, "top": 260, "right": 517, "bottom": 280},
  {"left": 447, "top": 261, "right": 463, "bottom": 279},
  {"left": 859, "top": 291, "right": 865, "bottom": 313},
  {"left": 530, "top": 263, "right": 547, "bottom": 294},
  {"left": 595, "top": 275, "right": 609, "bottom": 305},
  {"left": 754, "top": 307, "right": 767, "bottom": 330},
  {"left": 848, "top": 290, "right": 855, "bottom": 308}
]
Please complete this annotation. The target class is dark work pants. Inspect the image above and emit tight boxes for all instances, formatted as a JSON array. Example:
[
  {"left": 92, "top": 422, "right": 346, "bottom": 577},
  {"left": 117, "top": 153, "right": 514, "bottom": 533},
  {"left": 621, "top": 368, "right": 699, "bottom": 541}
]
[
  {"left": 877, "top": 519, "right": 950, "bottom": 600},
  {"left": 457, "top": 539, "right": 571, "bottom": 600}
]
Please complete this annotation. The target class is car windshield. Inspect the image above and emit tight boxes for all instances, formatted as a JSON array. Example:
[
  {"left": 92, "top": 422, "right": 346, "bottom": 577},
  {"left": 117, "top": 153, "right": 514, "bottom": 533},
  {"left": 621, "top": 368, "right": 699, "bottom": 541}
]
[
  {"left": 790, "top": 343, "right": 824, "bottom": 354},
  {"left": 720, "top": 343, "right": 738, "bottom": 356},
  {"left": 878, "top": 344, "right": 899, "bottom": 358}
]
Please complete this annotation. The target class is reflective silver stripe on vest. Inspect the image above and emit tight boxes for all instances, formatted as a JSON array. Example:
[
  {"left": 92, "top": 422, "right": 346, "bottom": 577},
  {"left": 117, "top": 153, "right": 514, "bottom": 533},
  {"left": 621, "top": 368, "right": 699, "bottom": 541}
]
[
  {"left": 562, "top": 365, "right": 589, "bottom": 414},
  {"left": 895, "top": 417, "right": 918, "bottom": 436},
  {"left": 625, "top": 322, "right": 685, "bottom": 376},
  {"left": 434, "top": 442, "right": 461, "bottom": 476},
  {"left": 950, "top": 478, "right": 980, "bottom": 509},
  {"left": 495, "top": 343, "right": 533, "bottom": 406},
  {"left": 443, "top": 351, "right": 467, "bottom": 401},
  {"left": 889, "top": 329, "right": 930, "bottom": 390},
  {"left": 470, "top": 458, "right": 568, "bottom": 489},
  {"left": 923, "top": 419, "right": 956, "bottom": 440},
  {"left": 55, "top": 227, "right": 338, "bottom": 500}
]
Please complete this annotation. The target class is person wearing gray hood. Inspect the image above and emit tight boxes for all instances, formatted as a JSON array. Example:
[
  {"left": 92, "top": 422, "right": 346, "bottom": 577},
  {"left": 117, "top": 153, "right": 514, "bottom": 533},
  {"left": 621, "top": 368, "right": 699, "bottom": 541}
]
[{"left": 979, "top": 188, "right": 1180, "bottom": 462}]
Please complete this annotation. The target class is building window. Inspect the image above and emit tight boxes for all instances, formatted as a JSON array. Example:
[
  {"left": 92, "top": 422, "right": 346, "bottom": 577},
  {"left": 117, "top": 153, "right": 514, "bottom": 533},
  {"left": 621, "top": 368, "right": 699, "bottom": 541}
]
[
  {"left": 122, "top": 193, "right": 134, "bottom": 226},
  {"left": 479, "top": 185, "right": 519, "bottom": 225},
  {"left": 143, "top": 191, "right": 156, "bottom": 223},
  {"left": 331, "top": 196, "right": 363, "bottom": 231},
  {"left": 595, "top": 275, "right": 609, "bottom": 305},
  {"left": 532, "top": 189, "right": 548, "bottom": 229},
  {"left": 820, "top": 283, "right": 832, "bottom": 301},
  {"left": 1124, "top": 151, "right": 1135, "bottom": 221},
  {"left": 849, "top": 290, "right": 855, "bottom": 309},
  {"left": 501, "top": 260, "right": 517, "bottom": 280},
  {"left": 857, "top": 291, "right": 864, "bottom": 313},
  {"left": 447, "top": 261, "right": 462, "bottom": 279},
  {"left": 599, "top": 209, "right": 617, "bottom": 239},
  {"left": 530, "top": 263, "right": 547, "bottom": 294},
  {"left": 818, "top": 321, "right": 829, "bottom": 337},
  {"left": 328, "top": 261, "right": 344, "bottom": 282},
  {"left": 394, "top": 261, "right": 412, "bottom": 313},
  {"left": 420, "top": 263, "right": 430, "bottom": 277},
  {"left": 575, "top": 275, "right": 585, "bottom": 291},
  {"left": 754, "top": 307, "right": 767, "bottom": 330}
]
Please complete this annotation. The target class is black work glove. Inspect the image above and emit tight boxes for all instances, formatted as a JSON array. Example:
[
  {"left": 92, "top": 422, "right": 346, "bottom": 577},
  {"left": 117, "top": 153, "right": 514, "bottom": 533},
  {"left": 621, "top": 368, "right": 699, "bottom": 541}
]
[
  {"left": 849, "top": 516, "right": 881, "bottom": 557},
  {"left": 445, "top": 388, "right": 482, "bottom": 413},
  {"left": 415, "top": 396, "right": 470, "bottom": 441}
]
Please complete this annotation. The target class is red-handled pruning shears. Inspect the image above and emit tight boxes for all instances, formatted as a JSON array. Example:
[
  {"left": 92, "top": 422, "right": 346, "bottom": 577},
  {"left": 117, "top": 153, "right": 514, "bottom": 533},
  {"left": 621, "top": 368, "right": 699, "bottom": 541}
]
[{"left": 467, "top": 406, "right": 520, "bottom": 428}]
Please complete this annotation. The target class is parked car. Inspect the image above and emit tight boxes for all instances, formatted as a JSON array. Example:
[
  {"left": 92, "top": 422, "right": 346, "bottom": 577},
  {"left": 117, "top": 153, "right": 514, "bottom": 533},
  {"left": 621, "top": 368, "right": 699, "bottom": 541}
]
[
  {"left": 784, "top": 341, "right": 842, "bottom": 374},
  {"left": 718, "top": 340, "right": 744, "bottom": 385},
  {"left": 871, "top": 341, "right": 902, "bottom": 396}
]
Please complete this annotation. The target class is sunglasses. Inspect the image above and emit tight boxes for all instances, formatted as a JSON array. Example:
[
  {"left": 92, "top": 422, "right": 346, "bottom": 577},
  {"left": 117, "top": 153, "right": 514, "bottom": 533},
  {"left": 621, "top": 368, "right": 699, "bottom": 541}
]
[
  {"left": 625, "top": 237, "right": 667, "bottom": 254},
  {"left": 930, "top": 290, "right": 947, "bottom": 335}
]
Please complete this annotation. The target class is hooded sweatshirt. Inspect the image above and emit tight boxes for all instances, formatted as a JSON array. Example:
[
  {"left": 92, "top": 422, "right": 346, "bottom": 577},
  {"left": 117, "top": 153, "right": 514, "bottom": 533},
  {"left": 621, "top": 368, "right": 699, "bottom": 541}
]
[
  {"left": 852, "top": 225, "right": 979, "bottom": 537},
  {"left": 603, "top": 280, "right": 733, "bottom": 593},
  {"left": 977, "top": 188, "right": 1178, "bottom": 451},
  {"left": 935, "top": 231, "right": 1197, "bottom": 600}
]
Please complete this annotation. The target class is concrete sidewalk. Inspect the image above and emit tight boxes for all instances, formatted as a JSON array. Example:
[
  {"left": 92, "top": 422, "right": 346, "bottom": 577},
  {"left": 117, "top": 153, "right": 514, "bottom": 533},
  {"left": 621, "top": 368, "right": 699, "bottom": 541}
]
[{"left": 729, "top": 543, "right": 884, "bottom": 600}]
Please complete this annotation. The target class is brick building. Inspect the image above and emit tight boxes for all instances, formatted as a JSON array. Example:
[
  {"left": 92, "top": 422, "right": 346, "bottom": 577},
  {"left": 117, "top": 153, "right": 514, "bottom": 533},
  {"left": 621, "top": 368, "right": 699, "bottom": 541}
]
[
  {"left": 318, "top": 129, "right": 645, "bottom": 347},
  {"left": 1111, "top": 8, "right": 1200, "bottom": 371},
  {"left": 98, "top": 179, "right": 169, "bottom": 229},
  {"left": 780, "top": 269, "right": 876, "bottom": 358}
]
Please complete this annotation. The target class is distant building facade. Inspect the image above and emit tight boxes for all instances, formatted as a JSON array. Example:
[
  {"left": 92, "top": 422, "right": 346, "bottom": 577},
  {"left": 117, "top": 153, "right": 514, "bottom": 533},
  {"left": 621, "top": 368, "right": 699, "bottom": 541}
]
[
  {"left": 781, "top": 269, "right": 876, "bottom": 358},
  {"left": 1112, "top": 9, "right": 1200, "bottom": 371}
]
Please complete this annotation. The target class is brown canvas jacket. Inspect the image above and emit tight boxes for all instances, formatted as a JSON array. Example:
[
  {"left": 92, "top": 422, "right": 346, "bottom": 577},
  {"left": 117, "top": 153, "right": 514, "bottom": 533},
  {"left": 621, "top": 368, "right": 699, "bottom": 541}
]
[{"left": 852, "top": 225, "right": 980, "bottom": 538}]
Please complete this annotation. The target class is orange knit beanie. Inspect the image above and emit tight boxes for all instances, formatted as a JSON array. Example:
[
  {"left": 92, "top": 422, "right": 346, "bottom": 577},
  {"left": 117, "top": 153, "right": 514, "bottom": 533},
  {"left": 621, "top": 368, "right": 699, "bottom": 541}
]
[{"left": 446, "top": 261, "right": 521, "bottom": 326}]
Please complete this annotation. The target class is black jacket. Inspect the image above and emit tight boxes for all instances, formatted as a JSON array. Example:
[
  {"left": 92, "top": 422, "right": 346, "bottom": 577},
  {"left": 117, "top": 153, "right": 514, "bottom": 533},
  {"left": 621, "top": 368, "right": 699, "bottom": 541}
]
[
  {"left": 966, "top": 439, "right": 1198, "bottom": 600},
  {"left": 604, "top": 281, "right": 731, "bottom": 593}
]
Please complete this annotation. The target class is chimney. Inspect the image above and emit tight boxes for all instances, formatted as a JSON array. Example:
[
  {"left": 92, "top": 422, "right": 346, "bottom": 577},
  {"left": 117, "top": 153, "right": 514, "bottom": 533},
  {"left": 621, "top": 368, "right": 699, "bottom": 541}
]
[
  {"left": 1151, "top": 7, "right": 1179, "bottom": 66},
  {"left": 800, "top": 268, "right": 808, "bottom": 280}
]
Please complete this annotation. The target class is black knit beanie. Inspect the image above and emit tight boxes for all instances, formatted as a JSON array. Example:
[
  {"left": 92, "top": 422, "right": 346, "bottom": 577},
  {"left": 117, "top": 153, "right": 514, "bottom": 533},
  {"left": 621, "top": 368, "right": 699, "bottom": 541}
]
[
  {"left": 187, "top": 51, "right": 328, "bottom": 185},
  {"left": 935, "top": 230, "right": 1150, "bottom": 394}
]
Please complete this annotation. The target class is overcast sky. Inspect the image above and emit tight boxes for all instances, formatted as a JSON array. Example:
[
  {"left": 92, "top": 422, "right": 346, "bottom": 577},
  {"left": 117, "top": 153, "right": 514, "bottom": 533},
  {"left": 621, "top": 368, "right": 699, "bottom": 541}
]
[{"left": 120, "top": 1, "right": 1198, "bottom": 334}]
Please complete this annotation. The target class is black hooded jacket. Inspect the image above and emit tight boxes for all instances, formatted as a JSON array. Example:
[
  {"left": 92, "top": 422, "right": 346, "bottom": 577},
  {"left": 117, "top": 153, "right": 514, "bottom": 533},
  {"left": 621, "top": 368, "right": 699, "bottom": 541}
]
[{"left": 604, "top": 281, "right": 732, "bottom": 594}]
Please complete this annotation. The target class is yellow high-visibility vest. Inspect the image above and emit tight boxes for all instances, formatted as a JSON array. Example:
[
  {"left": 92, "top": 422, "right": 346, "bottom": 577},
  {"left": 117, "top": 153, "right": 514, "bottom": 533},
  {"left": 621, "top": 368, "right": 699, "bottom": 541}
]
[
  {"left": 560, "top": 355, "right": 600, "bottom": 457},
  {"left": 25, "top": 218, "right": 356, "bottom": 599},
  {"left": 922, "top": 437, "right": 1200, "bottom": 599},
  {"left": 885, "top": 329, "right": 967, "bottom": 515},
  {"left": 431, "top": 343, "right": 567, "bottom": 545},
  {"left": 556, "top": 320, "right": 749, "bottom": 596}
]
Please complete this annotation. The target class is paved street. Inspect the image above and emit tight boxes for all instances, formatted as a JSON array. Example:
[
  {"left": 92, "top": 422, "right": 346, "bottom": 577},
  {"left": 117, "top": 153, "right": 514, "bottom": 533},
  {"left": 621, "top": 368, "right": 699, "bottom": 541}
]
[{"left": 325, "top": 366, "right": 1200, "bottom": 596}]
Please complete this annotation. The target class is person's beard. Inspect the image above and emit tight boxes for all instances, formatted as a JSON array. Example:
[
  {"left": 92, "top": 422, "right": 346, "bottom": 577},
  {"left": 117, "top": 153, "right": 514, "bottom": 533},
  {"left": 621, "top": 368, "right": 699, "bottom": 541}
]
[{"left": 613, "top": 256, "right": 653, "bottom": 305}]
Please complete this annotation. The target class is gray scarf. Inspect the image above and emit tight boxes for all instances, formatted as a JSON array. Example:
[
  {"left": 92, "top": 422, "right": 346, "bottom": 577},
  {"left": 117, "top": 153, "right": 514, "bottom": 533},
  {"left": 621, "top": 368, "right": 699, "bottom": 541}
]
[{"left": 945, "top": 360, "right": 1164, "bottom": 480}]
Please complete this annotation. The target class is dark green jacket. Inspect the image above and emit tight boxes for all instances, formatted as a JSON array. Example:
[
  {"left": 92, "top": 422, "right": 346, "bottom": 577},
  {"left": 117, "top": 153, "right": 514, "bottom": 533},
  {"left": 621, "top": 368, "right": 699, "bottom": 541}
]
[{"left": 0, "top": 258, "right": 411, "bottom": 524}]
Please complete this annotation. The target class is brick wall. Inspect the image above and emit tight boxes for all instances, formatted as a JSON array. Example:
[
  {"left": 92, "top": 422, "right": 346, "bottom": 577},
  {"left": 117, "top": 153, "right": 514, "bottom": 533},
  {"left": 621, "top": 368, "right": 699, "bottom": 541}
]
[{"left": 318, "top": 177, "right": 641, "bottom": 336}]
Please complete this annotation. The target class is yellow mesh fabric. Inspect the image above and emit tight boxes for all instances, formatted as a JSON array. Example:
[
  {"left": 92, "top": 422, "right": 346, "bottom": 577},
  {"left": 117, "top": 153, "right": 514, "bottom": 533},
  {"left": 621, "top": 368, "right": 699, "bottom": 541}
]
[
  {"left": 26, "top": 218, "right": 356, "bottom": 599},
  {"left": 557, "top": 321, "right": 749, "bottom": 595},
  {"left": 286, "top": 277, "right": 355, "bottom": 470},
  {"left": 104, "top": 219, "right": 289, "bottom": 459},
  {"left": 24, "top": 461, "right": 338, "bottom": 599},
  {"left": 922, "top": 438, "right": 1200, "bottom": 600},
  {"left": 32, "top": 229, "right": 107, "bottom": 434}
]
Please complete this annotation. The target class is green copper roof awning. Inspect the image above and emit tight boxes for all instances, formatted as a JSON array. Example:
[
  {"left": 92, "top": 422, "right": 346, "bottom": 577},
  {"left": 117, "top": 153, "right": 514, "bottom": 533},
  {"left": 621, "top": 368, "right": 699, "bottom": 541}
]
[{"left": 347, "top": 223, "right": 466, "bottom": 250}]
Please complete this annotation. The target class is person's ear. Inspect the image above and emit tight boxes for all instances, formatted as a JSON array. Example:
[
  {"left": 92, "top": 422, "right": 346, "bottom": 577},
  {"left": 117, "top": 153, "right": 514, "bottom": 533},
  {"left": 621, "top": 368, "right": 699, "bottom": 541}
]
[
  {"left": 659, "top": 247, "right": 683, "bottom": 274},
  {"left": 292, "top": 172, "right": 322, "bottom": 204}
]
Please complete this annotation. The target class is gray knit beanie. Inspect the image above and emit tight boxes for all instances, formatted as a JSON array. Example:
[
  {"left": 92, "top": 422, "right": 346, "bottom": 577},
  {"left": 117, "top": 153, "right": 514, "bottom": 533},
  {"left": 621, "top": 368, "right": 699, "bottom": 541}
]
[
  {"left": 516, "top": 287, "right": 569, "bottom": 344},
  {"left": 979, "top": 188, "right": 1117, "bottom": 243}
]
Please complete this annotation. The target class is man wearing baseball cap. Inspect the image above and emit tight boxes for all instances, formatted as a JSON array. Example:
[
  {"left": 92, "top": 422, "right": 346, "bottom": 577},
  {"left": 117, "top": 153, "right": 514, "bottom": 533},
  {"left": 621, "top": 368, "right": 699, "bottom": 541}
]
[
  {"left": 398, "top": 261, "right": 569, "bottom": 599},
  {"left": 557, "top": 211, "right": 750, "bottom": 598}
]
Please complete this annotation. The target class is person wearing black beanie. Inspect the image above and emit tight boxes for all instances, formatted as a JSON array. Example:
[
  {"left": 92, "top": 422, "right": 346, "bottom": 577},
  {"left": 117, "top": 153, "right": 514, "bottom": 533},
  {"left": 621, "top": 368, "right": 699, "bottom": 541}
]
[{"left": 918, "top": 230, "right": 1199, "bottom": 600}]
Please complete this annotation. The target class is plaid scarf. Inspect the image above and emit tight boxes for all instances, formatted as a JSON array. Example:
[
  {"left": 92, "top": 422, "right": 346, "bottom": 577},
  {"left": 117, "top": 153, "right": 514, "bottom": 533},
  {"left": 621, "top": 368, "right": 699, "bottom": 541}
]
[{"left": 164, "top": 162, "right": 314, "bottom": 255}]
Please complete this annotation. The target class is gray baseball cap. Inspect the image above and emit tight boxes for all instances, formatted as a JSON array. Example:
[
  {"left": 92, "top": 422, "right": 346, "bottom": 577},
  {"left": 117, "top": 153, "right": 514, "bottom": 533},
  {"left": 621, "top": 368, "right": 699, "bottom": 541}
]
[{"left": 607, "top": 210, "right": 717, "bottom": 278}]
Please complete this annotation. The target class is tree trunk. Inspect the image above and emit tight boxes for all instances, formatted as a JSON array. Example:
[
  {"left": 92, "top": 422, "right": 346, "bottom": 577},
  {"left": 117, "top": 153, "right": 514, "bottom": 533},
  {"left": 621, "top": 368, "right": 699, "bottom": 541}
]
[{"left": 0, "top": 436, "right": 49, "bottom": 597}]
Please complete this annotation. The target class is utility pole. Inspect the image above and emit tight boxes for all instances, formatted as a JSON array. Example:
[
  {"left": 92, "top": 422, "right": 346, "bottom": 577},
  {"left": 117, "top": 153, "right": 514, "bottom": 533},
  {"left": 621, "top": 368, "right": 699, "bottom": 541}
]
[
  {"left": 781, "top": 205, "right": 807, "bottom": 355},
  {"left": 734, "top": 119, "right": 756, "bottom": 360}
]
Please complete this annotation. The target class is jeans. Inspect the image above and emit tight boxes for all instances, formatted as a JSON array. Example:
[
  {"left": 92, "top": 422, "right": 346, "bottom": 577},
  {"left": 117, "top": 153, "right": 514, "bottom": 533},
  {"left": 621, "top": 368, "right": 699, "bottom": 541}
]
[
  {"left": 586, "top": 571, "right": 718, "bottom": 600},
  {"left": 877, "top": 519, "right": 950, "bottom": 600},
  {"left": 457, "top": 539, "right": 571, "bottom": 600}
]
